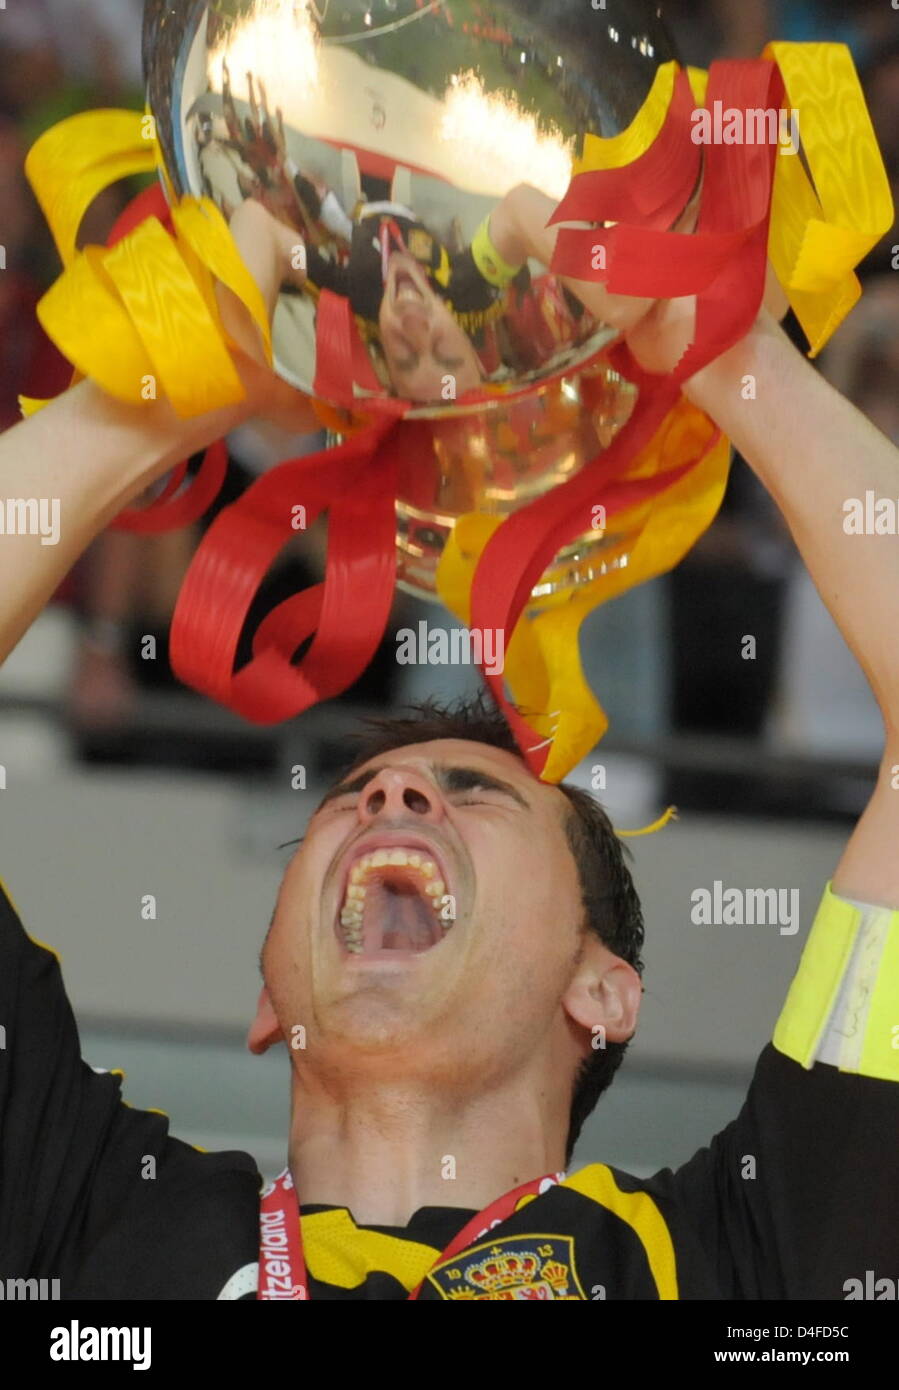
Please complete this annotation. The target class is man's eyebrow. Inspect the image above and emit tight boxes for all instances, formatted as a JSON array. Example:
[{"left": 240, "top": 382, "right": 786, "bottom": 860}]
[
  {"left": 313, "top": 762, "right": 531, "bottom": 813},
  {"left": 437, "top": 764, "right": 530, "bottom": 808}
]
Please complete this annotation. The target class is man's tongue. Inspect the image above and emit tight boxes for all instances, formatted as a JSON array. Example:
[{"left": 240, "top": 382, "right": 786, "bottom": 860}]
[{"left": 366, "top": 880, "right": 437, "bottom": 952}]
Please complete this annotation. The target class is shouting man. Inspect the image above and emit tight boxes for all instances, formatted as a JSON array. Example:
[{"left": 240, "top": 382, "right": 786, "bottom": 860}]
[{"left": 0, "top": 205, "right": 897, "bottom": 1300}]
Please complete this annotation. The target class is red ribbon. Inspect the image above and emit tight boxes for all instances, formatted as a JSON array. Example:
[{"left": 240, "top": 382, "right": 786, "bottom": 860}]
[
  {"left": 170, "top": 410, "right": 406, "bottom": 720},
  {"left": 477, "top": 59, "right": 781, "bottom": 773},
  {"left": 107, "top": 181, "right": 172, "bottom": 245},
  {"left": 313, "top": 287, "right": 385, "bottom": 401},
  {"left": 552, "top": 65, "right": 702, "bottom": 232}
]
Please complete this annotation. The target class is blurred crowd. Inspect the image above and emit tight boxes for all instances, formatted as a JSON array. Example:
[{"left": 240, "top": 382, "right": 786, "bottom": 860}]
[{"left": 0, "top": 0, "right": 896, "bottom": 799}]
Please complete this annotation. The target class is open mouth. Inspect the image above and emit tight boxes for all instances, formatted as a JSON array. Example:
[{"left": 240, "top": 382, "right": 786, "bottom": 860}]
[
  {"left": 391, "top": 263, "right": 425, "bottom": 305},
  {"left": 336, "top": 847, "right": 451, "bottom": 957}
]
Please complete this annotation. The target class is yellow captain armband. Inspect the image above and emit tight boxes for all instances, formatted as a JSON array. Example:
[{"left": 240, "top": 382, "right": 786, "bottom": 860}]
[
  {"left": 774, "top": 881, "right": 899, "bottom": 1083},
  {"left": 471, "top": 217, "right": 525, "bottom": 290}
]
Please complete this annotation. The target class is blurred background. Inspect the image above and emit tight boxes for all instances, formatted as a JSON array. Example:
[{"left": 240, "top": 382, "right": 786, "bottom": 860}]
[{"left": 0, "top": 0, "right": 897, "bottom": 1178}]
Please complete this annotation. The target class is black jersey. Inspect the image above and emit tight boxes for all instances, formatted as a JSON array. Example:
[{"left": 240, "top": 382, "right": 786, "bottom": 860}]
[{"left": 1, "top": 880, "right": 897, "bottom": 1300}]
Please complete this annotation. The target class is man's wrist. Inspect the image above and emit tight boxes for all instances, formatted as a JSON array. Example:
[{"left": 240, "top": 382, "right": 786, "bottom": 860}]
[
  {"left": 681, "top": 310, "right": 793, "bottom": 415},
  {"left": 67, "top": 378, "right": 246, "bottom": 507}
]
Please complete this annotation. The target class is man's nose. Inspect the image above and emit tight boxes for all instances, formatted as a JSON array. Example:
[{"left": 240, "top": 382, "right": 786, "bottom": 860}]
[
  {"left": 358, "top": 768, "right": 443, "bottom": 822},
  {"left": 398, "top": 300, "right": 430, "bottom": 339}
]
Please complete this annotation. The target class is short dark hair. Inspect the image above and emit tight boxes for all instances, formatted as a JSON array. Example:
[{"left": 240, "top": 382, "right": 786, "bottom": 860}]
[{"left": 338, "top": 692, "right": 645, "bottom": 1165}]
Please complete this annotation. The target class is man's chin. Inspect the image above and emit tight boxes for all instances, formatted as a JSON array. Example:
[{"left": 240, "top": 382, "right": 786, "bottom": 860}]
[{"left": 311, "top": 993, "right": 447, "bottom": 1067}]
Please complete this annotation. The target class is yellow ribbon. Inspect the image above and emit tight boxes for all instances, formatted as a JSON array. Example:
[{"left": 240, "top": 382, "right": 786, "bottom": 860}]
[
  {"left": 575, "top": 61, "right": 679, "bottom": 174},
  {"left": 617, "top": 805, "right": 678, "bottom": 838},
  {"left": 23, "top": 109, "right": 271, "bottom": 418},
  {"left": 25, "top": 109, "right": 158, "bottom": 267},
  {"left": 436, "top": 399, "right": 732, "bottom": 783},
  {"left": 573, "top": 62, "right": 707, "bottom": 173},
  {"left": 763, "top": 42, "right": 894, "bottom": 355}
]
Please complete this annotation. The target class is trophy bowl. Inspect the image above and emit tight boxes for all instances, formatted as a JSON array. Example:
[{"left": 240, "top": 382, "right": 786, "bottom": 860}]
[{"left": 144, "top": 0, "right": 679, "bottom": 600}]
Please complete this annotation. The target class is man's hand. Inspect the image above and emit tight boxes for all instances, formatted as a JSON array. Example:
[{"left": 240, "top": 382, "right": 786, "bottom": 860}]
[
  {"left": 222, "top": 197, "right": 313, "bottom": 432},
  {"left": 488, "top": 183, "right": 656, "bottom": 334},
  {"left": 625, "top": 261, "right": 791, "bottom": 377}
]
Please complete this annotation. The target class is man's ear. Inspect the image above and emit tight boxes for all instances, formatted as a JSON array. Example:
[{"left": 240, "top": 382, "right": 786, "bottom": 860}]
[
  {"left": 561, "top": 934, "right": 642, "bottom": 1046},
  {"left": 247, "top": 986, "right": 283, "bottom": 1055}
]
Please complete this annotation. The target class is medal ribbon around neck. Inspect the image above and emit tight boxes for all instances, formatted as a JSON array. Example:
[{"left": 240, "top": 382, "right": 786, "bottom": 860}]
[{"left": 257, "top": 1167, "right": 564, "bottom": 1301}]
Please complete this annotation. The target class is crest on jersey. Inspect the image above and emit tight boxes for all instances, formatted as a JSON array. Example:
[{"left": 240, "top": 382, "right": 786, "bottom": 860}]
[{"left": 426, "top": 1235, "right": 585, "bottom": 1300}]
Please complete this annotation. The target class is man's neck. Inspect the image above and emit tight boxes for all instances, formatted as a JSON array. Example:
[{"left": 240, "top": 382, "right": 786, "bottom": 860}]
[{"left": 287, "top": 1078, "right": 566, "bottom": 1228}]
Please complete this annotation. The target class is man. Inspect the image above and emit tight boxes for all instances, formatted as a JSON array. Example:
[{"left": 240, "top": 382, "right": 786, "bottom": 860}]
[{"left": 0, "top": 198, "right": 897, "bottom": 1299}]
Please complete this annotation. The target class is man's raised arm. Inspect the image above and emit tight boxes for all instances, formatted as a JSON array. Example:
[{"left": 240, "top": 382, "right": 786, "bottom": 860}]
[
  {"left": 638, "top": 308, "right": 899, "bottom": 1299},
  {"left": 681, "top": 310, "right": 899, "bottom": 907}
]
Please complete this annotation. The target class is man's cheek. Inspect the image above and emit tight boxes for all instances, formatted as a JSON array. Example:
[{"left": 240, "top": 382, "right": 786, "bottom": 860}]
[{"left": 481, "top": 898, "right": 532, "bottom": 963}]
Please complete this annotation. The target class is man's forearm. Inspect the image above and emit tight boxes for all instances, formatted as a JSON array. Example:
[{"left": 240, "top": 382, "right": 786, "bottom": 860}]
[
  {"left": 684, "top": 313, "right": 899, "bottom": 733},
  {"left": 0, "top": 380, "right": 247, "bottom": 664}
]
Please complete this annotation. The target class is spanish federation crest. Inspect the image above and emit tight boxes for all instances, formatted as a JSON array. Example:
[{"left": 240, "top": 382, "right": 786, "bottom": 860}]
[
  {"left": 407, "top": 227, "right": 435, "bottom": 264},
  {"left": 426, "top": 1235, "right": 586, "bottom": 1300}
]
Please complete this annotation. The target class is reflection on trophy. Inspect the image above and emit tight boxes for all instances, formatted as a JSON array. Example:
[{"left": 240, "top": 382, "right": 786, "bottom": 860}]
[
  {"left": 192, "top": 59, "right": 608, "bottom": 406},
  {"left": 145, "top": 0, "right": 678, "bottom": 600},
  {"left": 151, "top": 0, "right": 673, "bottom": 403}
]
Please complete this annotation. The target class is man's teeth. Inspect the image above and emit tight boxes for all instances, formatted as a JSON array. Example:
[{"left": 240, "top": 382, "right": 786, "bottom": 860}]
[{"left": 338, "top": 850, "right": 448, "bottom": 950}]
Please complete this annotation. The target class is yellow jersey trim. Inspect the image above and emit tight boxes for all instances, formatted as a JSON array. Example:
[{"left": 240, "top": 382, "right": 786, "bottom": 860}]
[
  {"left": 301, "top": 1208, "right": 441, "bottom": 1292},
  {"left": 559, "top": 1165, "right": 679, "bottom": 1299}
]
